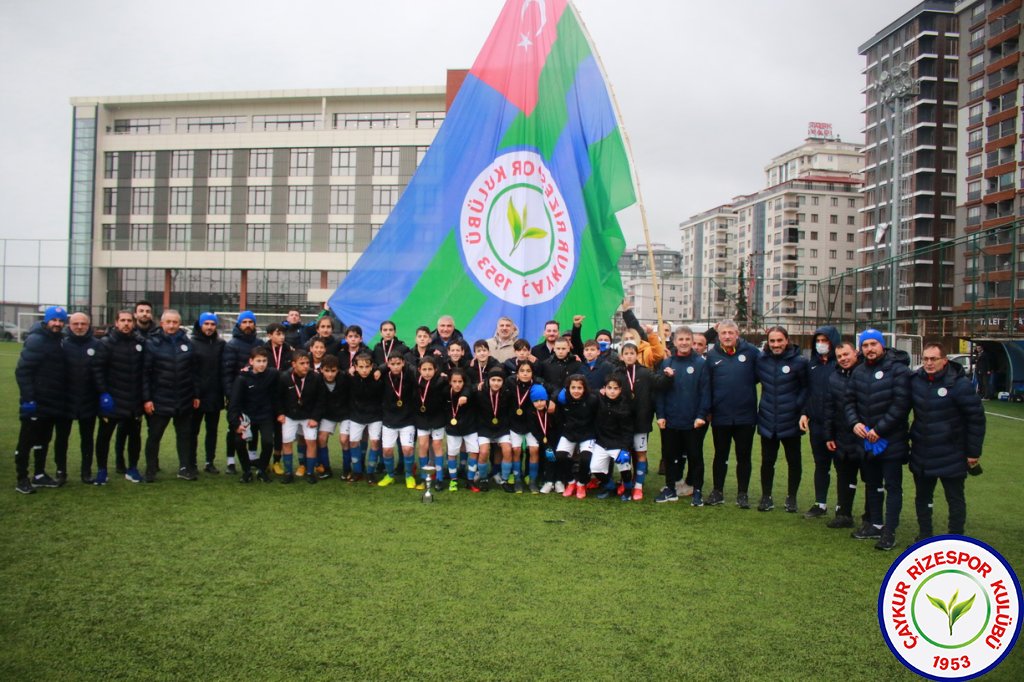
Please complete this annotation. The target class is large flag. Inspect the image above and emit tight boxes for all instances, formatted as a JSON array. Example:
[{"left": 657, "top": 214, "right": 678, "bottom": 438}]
[{"left": 328, "top": 0, "right": 636, "bottom": 343}]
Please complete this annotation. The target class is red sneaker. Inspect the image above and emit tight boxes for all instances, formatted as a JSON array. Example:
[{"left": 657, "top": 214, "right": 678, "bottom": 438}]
[
  {"left": 576, "top": 483, "right": 587, "bottom": 499},
  {"left": 563, "top": 481, "right": 577, "bottom": 498}
]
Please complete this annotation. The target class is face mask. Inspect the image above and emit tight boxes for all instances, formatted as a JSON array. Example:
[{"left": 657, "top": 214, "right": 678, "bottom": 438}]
[
  {"left": 598, "top": 341, "right": 609, "bottom": 352},
  {"left": 815, "top": 342, "right": 830, "bottom": 356}
]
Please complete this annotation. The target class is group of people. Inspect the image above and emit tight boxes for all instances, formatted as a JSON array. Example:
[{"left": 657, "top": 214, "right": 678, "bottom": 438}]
[{"left": 14, "top": 301, "right": 985, "bottom": 550}]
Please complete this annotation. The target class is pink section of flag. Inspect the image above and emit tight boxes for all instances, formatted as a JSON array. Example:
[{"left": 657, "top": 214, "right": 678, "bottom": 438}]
[{"left": 470, "top": 0, "right": 568, "bottom": 116}]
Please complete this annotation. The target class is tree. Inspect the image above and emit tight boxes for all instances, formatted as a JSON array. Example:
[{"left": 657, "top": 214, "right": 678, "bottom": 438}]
[{"left": 736, "top": 260, "right": 748, "bottom": 328}]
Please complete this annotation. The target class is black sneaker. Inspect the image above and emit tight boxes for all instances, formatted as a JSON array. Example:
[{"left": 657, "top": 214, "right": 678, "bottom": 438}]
[
  {"left": 804, "top": 505, "right": 827, "bottom": 519},
  {"left": 365, "top": 472, "right": 378, "bottom": 485},
  {"left": 528, "top": 480, "right": 540, "bottom": 494},
  {"left": 239, "top": 471, "right": 253, "bottom": 483},
  {"left": 115, "top": 464, "right": 127, "bottom": 475},
  {"left": 144, "top": 470, "right": 157, "bottom": 483},
  {"left": 280, "top": 473, "right": 295, "bottom": 484},
  {"left": 55, "top": 471, "right": 68, "bottom": 487},
  {"left": 875, "top": 528, "right": 896, "bottom": 551},
  {"left": 501, "top": 481, "right": 515, "bottom": 493},
  {"left": 32, "top": 473, "right": 60, "bottom": 488},
  {"left": 256, "top": 469, "right": 272, "bottom": 483},
  {"left": 319, "top": 467, "right": 334, "bottom": 480},
  {"left": 204, "top": 463, "right": 220, "bottom": 474},
  {"left": 15, "top": 478, "right": 35, "bottom": 495},
  {"left": 827, "top": 514, "right": 854, "bottom": 529},
  {"left": 226, "top": 463, "right": 238, "bottom": 475},
  {"left": 851, "top": 522, "right": 882, "bottom": 540},
  {"left": 177, "top": 467, "right": 197, "bottom": 481},
  {"left": 433, "top": 478, "right": 445, "bottom": 492},
  {"left": 757, "top": 495, "right": 774, "bottom": 511},
  {"left": 706, "top": 489, "right": 725, "bottom": 506},
  {"left": 477, "top": 479, "right": 490, "bottom": 492},
  {"left": 736, "top": 493, "right": 750, "bottom": 509},
  {"left": 514, "top": 479, "right": 524, "bottom": 494},
  {"left": 784, "top": 496, "right": 798, "bottom": 513},
  {"left": 306, "top": 472, "right": 318, "bottom": 484}
]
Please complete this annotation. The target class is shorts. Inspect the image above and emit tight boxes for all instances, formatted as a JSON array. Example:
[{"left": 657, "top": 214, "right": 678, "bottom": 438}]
[
  {"left": 318, "top": 418, "right": 351, "bottom": 436},
  {"left": 347, "top": 420, "right": 382, "bottom": 442},
  {"left": 478, "top": 434, "right": 511, "bottom": 446},
  {"left": 416, "top": 427, "right": 446, "bottom": 441},
  {"left": 590, "top": 443, "right": 632, "bottom": 475},
  {"left": 382, "top": 424, "right": 416, "bottom": 450},
  {"left": 446, "top": 433, "right": 479, "bottom": 456},
  {"left": 510, "top": 431, "right": 539, "bottom": 449},
  {"left": 282, "top": 417, "right": 318, "bottom": 444},
  {"left": 556, "top": 437, "right": 595, "bottom": 454},
  {"left": 633, "top": 433, "right": 648, "bottom": 452}
]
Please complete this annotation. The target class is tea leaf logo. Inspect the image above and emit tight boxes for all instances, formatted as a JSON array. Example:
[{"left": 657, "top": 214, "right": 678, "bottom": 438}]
[
  {"left": 927, "top": 589, "right": 977, "bottom": 636},
  {"left": 507, "top": 199, "right": 547, "bottom": 255}
]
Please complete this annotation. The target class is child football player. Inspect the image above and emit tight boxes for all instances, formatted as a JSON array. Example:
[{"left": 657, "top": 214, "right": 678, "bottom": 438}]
[
  {"left": 505, "top": 361, "right": 539, "bottom": 493},
  {"left": 228, "top": 346, "right": 279, "bottom": 483},
  {"left": 556, "top": 375, "right": 599, "bottom": 498},
  {"left": 347, "top": 352, "right": 385, "bottom": 485},
  {"left": 443, "top": 368, "right": 475, "bottom": 492},
  {"left": 469, "top": 339, "right": 501, "bottom": 391},
  {"left": 591, "top": 374, "right": 636, "bottom": 501},
  {"left": 619, "top": 341, "right": 658, "bottom": 500},
  {"left": 276, "top": 350, "right": 324, "bottom": 484},
  {"left": 414, "top": 356, "right": 448, "bottom": 490},
  {"left": 316, "top": 355, "right": 349, "bottom": 480},
  {"left": 474, "top": 368, "right": 512, "bottom": 492},
  {"left": 381, "top": 353, "right": 418, "bottom": 489}
]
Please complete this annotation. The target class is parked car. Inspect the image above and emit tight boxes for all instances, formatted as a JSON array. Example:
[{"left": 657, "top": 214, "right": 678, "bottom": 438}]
[
  {"left": 0, "top": 322, "right": 27, "bottom": 341},
  {"left": 947, "top": 353, "right": 973, "bottom": 376}
]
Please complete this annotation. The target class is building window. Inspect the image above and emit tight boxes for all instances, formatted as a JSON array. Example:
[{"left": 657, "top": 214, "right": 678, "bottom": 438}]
[
  {"left": 104, "top": 152, "right": 119, "bottom": 179},
  {"left": 811, "top": 214, "right": 819, "bottom": 223},
  {"left": 811, "top": 196, "right": 819, "bottom": 206},
  {"left": 372, "top": 185, "right": 401, "bottom": 214},
  {"left": 830, "top": 214, "right": 838, "bottom": 225},
  {"left": 373, "top": 147, "right": 400, "bottom": 175},
  {"left": 249, "top": 149, "right": 273, "bottom": 177},
  {"left": 101, "top": 224, "right": 116, "bottom": 250},
  {"left": 253, "top": 113, "right": 322, "bottom": 131},
  {"left": 287, "top": 224, "right": 310, "bottom": 253},
  {"left": 248, "top": 187, "right": 271, "bottom": 214},
  {"left": 810, "top": 266, "right": 818, "bottom": 276},
  {"left": 829, "top": 231, "right": 837, "bottom": 240},
  {"left": 417, "top": 146, "right": 429, "bottom": 166},
  {"left": 168, "top": 224, "right": 191, "bottom": 251},
  {"left": 371, "top": 223, "right": 383, "bottom": 240},
  {"left": 334, "top": 112, "right": 410, "bottom": 130},
  {"left": 103, "top": 188, "right": 117, "bottom": 215},
  {"left": 133, "top": 151, "right": 155, "bottom": 179},
  {"left": 330, "top": 186, "right": 354, "bottom": 214},
  {"left": 847, "top": 233, "right": 855, "bottom": 242},
  {"left": 846, "top": 250, "right": 854, "bottom": 260},
  {"left": 246, "top": 224, "right": 269, "bottom": 252},
  {"left": 289, "top": 148, "right": 315, "bottom": 177},
  {"left": 206, "top": 225, "right": 228, "bottom": 252},
  {"left": 810, "top": 231, "right": 818, "bottom": 240},
  {"left": 415, "top": 111, "right": 446, "bottom": 128},
  {"left": 847, "top": 216, "right": 856, "bottom": 225},
  {"left": 830, "top": 197, "right": 838, "bottom": 207},
  {"left": 810, "top": 248, "right": 818, "bottom": 258},
  {"left": 113, "top": 118, "right": 171, "bottom": 135},
  {"left": 130, "top": 224, "right": 152, "bottom": 250},
  {"left": 171, "top": 150, "right": 194, "bottom": 178},
  {"left": 331, "top": 148, "right": 355, "bottom": 176},
  {"left": 829, "top": 267, "right": 837, "bottom": 276},
  {"left": 208, "top": 187, "right": 231, "bottom": 214},
  {"left": 829, "top": 249, "right": 837, "bottom": 259},
  {"left": 169, "top": 187, "right": 193, "bottom": 215},
  {"left": 176, "top": 116, "right": 246, "bottom": 133},
  {"left": 328, "top": 226, "right": 354, "bottom": 252},
  {"left": 847, "top": 198, "right": 856, "bottom": 208},
  {"left": 131, "top": 187, "right": 153, "bottom": 215},
  {"left": 210, "top": 150, "right": 233, "bottom": 178},
  {"left": 288, "top": 186, "right": 312, "bottom": 214}
]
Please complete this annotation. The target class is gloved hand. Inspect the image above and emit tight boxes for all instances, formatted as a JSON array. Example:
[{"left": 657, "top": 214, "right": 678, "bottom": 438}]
[
  {"left": 615, "top": 449, "right": 631, "bottom": 465},
  {"left": 557, "top": 388, "right": 567, "bottom": 404},
  {"left": 19, "top": 400, "right": 37, "bottom": 418},
  {"left": 545, "top": 448, "right": 556, "bottom": 462},
  {"left": 99, "top": 392, "right": 115, "bottom": 416}
]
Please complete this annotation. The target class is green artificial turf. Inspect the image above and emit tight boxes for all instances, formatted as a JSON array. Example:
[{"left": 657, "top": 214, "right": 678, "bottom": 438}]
[{"left": 0, "top": 348, "right": 1020, "bottom": 681}]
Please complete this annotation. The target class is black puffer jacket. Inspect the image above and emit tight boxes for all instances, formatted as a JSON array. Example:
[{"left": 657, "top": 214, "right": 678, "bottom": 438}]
[
  {"left": 192, "top": 322, "right": 225, "bottom": 412},
  {"left": 909, "top": 362, "right": 985, "bottom": 478},
  {"left": 15, "top": 321, "right": 66, "bottom": 417},
  {"left": 824, "top": 360, "right": 861, "bottom": 460},
  {"left": 756, "top": 344, "right": 809, "bottom": 439},
  {"left": 222, "top": 325, "right": 260, "bottom": 398},
  {"left": 143, "top": 329, "right": 199, "bottom": 415},
  {"left": 707, "top": 339, "right": 759, "bottom": 426},
  {"left": 594, "top": 394, "right": 633, "bottom": 451},
  {"left": 62, "top": 326, "right": 102, "bottom": 419},
  {"left": 843, "top": 347, "right": 911, "bottom": 462},
  {"left": 804, "top": 325, "right": 840, "bottom": 426},
  {"left": 94, "top": 327, "right": 144, "bottom": 418}
]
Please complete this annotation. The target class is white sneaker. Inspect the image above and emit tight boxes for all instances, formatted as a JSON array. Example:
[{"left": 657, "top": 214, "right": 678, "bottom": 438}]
[
  {"left": 554, "top": 481, "right": 566, "bottom": 494},
  {"left": 676, "top": 482, "right": 694, "bottom": 497},
  {"left": 539, "top": 482, "right": 554, "bottom": 494}
]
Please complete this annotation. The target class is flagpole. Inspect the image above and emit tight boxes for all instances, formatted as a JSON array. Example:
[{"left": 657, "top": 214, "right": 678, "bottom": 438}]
[{"left": 568, "top": 2, "right": 665, "bottom": 336}]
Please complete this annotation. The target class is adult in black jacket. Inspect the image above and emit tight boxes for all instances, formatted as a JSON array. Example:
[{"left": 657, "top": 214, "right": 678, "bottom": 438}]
[
  {"left": 142, "top": 310, "right": 200, "bottom": 482},
  {"left": 799, "top": 325, "right": 841, "bottom": 518},
  {"left": 132, "top": 300, "right": 160, "bottom": 338},
  {"left": 281, "top": 308, "right": 317, "bottom": 350},
  {"left": 428, "top": 315, "right": 464, "bottom": 356},
  {"left": 93, "top": 310, "right": 145, "bottom": 483},
  {"left": 13, "top": 306, "right": 68, "bottom": 493},
  {"left": 530, "top": 320, "right": 562, "bottom": 364},
  {"left": 54, "top": 313, "right": 103, "bottom": 484},
  {"left": 822, "top": 342, "right": 862, "bottom": 529},
  {"left": 192, "top": 313, "right": 225, "bottom": 474},
  {"left": 372, "top": 320, "right": 410, "bottom": 368},
  {"left": 755, "top": 326, "right": 809, "bottom": 513},
  {"left": 222, "top": 311, "right": 260, "bottom": 473},
  {"left": 909, "top": 344, "right": 985, "bottom": 539},
  {"left": 843, "top": 329, "right": 911, "bottom": 551}
]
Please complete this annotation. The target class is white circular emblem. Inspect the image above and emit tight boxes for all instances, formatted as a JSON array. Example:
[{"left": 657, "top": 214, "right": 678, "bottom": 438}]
[
  {"left": 739, "top": 355, "right": 747, "bottom": 363},
  {"left": 938, "top": 387, "right": 948, "bottom": 397},
  {"left": 135, "top": 344, "right": 143, "bottom": 352},
  {"left": 782, "top": 365, "right": 791, "bottom": 374},
  {"left": 459, "top": 151, "right": 576, "bottom": 305},
  {"left": 686, "top": 366, "right": 694, "bottom": 375},
  {"left": 878, "top": 536, "right": 1021, "bottom": 680},
  {"left": 180, "top": 344, "right": 189, "bottom": 352},
  {"left": 875, "top": 370, "right": 884, "bottom": 380},
  {"left": 86, "top": 348, "right": 96, "bottom": 356}
]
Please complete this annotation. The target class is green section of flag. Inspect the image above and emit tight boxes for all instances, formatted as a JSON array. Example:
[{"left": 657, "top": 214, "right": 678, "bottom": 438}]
[
  {"left": 387, "top": 230, "right": 488, "bottom": 341},
  {"left": 553, "top": 128, "right": 632, "bottom": 329},
  {"left": 499, "top": 8, "right": 590, "bottom": 160}
]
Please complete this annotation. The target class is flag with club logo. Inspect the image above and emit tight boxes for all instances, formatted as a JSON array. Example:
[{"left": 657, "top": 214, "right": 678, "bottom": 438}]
[{"left": 328, "top": 0, "right": 636, "bottom": 342}]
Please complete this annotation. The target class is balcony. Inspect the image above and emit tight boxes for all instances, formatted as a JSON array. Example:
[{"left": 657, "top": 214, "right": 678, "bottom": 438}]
[{"left": 784, "top": 227, "right": 800, "bottom": 244}]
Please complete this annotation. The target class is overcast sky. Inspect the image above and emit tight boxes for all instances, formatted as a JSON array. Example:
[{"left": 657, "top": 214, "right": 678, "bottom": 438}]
[{"left": 0, "top": 0, "right": 913, "bottom": 257}]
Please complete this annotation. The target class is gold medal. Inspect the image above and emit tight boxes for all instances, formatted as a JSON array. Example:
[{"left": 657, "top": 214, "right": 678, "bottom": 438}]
[
  {"left": 450, "top": 418, "right": 458, "bottom": 426},
  {"left": 542, "top": 437, "right": 547, "bottom": 444},
  {"left": 420, "top": 405, "right": 426, "bottom": 413},
  {"left": 516, "top": 408, "right": 523, "bottom": 416},
  {"left": 396, "top": 399, "right": 403, "bottom": 407},
  {"left": 492, "top": 417, "right": 499, "bottom": 425}
]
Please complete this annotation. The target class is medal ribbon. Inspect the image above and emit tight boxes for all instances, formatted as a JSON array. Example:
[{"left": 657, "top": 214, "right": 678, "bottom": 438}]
[
  {"left": 490, "top": 389, "right": 501, "bottom": 421},
  {"left": 535, "top": 409, "right": 548, "bottom": 439},
  {"left": 450, "top": 388, "right": 461, "bottom": 421},
  {"left": 419, "top": 377, "right": 431, "bottom": 407},
  {"left": 388, "top": 371, "right": 404, "bottom": 402},
  {"left": 625, "top": 364, "right": 636, "bottom": 393},
  {"left": 293, "top": 375, "right": 305, "bottom": 403},
  {"left": 271, "top": 343, "right": 283, "bottom": 369},
  {"left": 515, "top": 385, "right": 529, "bottom": 410}
]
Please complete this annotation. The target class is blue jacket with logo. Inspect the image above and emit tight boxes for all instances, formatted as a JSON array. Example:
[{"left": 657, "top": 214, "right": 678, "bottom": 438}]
[
  {"left": 756, "top": 344, "right": 809, "bottom": 439},
  {"left": 707, "top": 339, "right": 759, "bottom": 426},
  {"left": 655, "top": 352, "right": 710, "bottom": 430},
  {"left": 804, "top": 325, "right": 840, "bottom": 426},
  {"left": 843, "top": 348, "right": 911, "bottom": 462},
  {"left": 909, "top": 362, "right": 985, "bottom": 478}
]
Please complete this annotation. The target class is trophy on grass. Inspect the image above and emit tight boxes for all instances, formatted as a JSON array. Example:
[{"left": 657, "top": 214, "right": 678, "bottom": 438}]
[{"left": 420, "top": 465, "right": 437, "bottom": 503}]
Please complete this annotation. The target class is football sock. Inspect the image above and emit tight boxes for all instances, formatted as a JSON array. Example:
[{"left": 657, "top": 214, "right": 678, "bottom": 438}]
[
  {"left": 528, "top": 461, "right": 539, "bottom": 484},
  {"left": 283, "top": 454, "right": 294, "bottom": 474},
  {"left": 350, "top": 446, "right": 363, "bottom": 475},
  {"left": 636, "top": 460, "right": 647, "bottom": 486}
]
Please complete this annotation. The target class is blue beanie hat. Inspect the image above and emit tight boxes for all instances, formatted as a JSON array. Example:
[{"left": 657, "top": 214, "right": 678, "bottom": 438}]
[
  {"left": 44, "top": 306, "right": 68, "bottom": 323},
  {"left": 199, "top": 312, "right": 218, "bottom": 326},
  {"left": 529, "top": 384, "right": 548, "bottom": 402},
  {"left": 859, "top": 328, "right": 885, "bottom": 348},
  {"left": 237, "top": 311, "right": 256, "bottom": 324}
]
